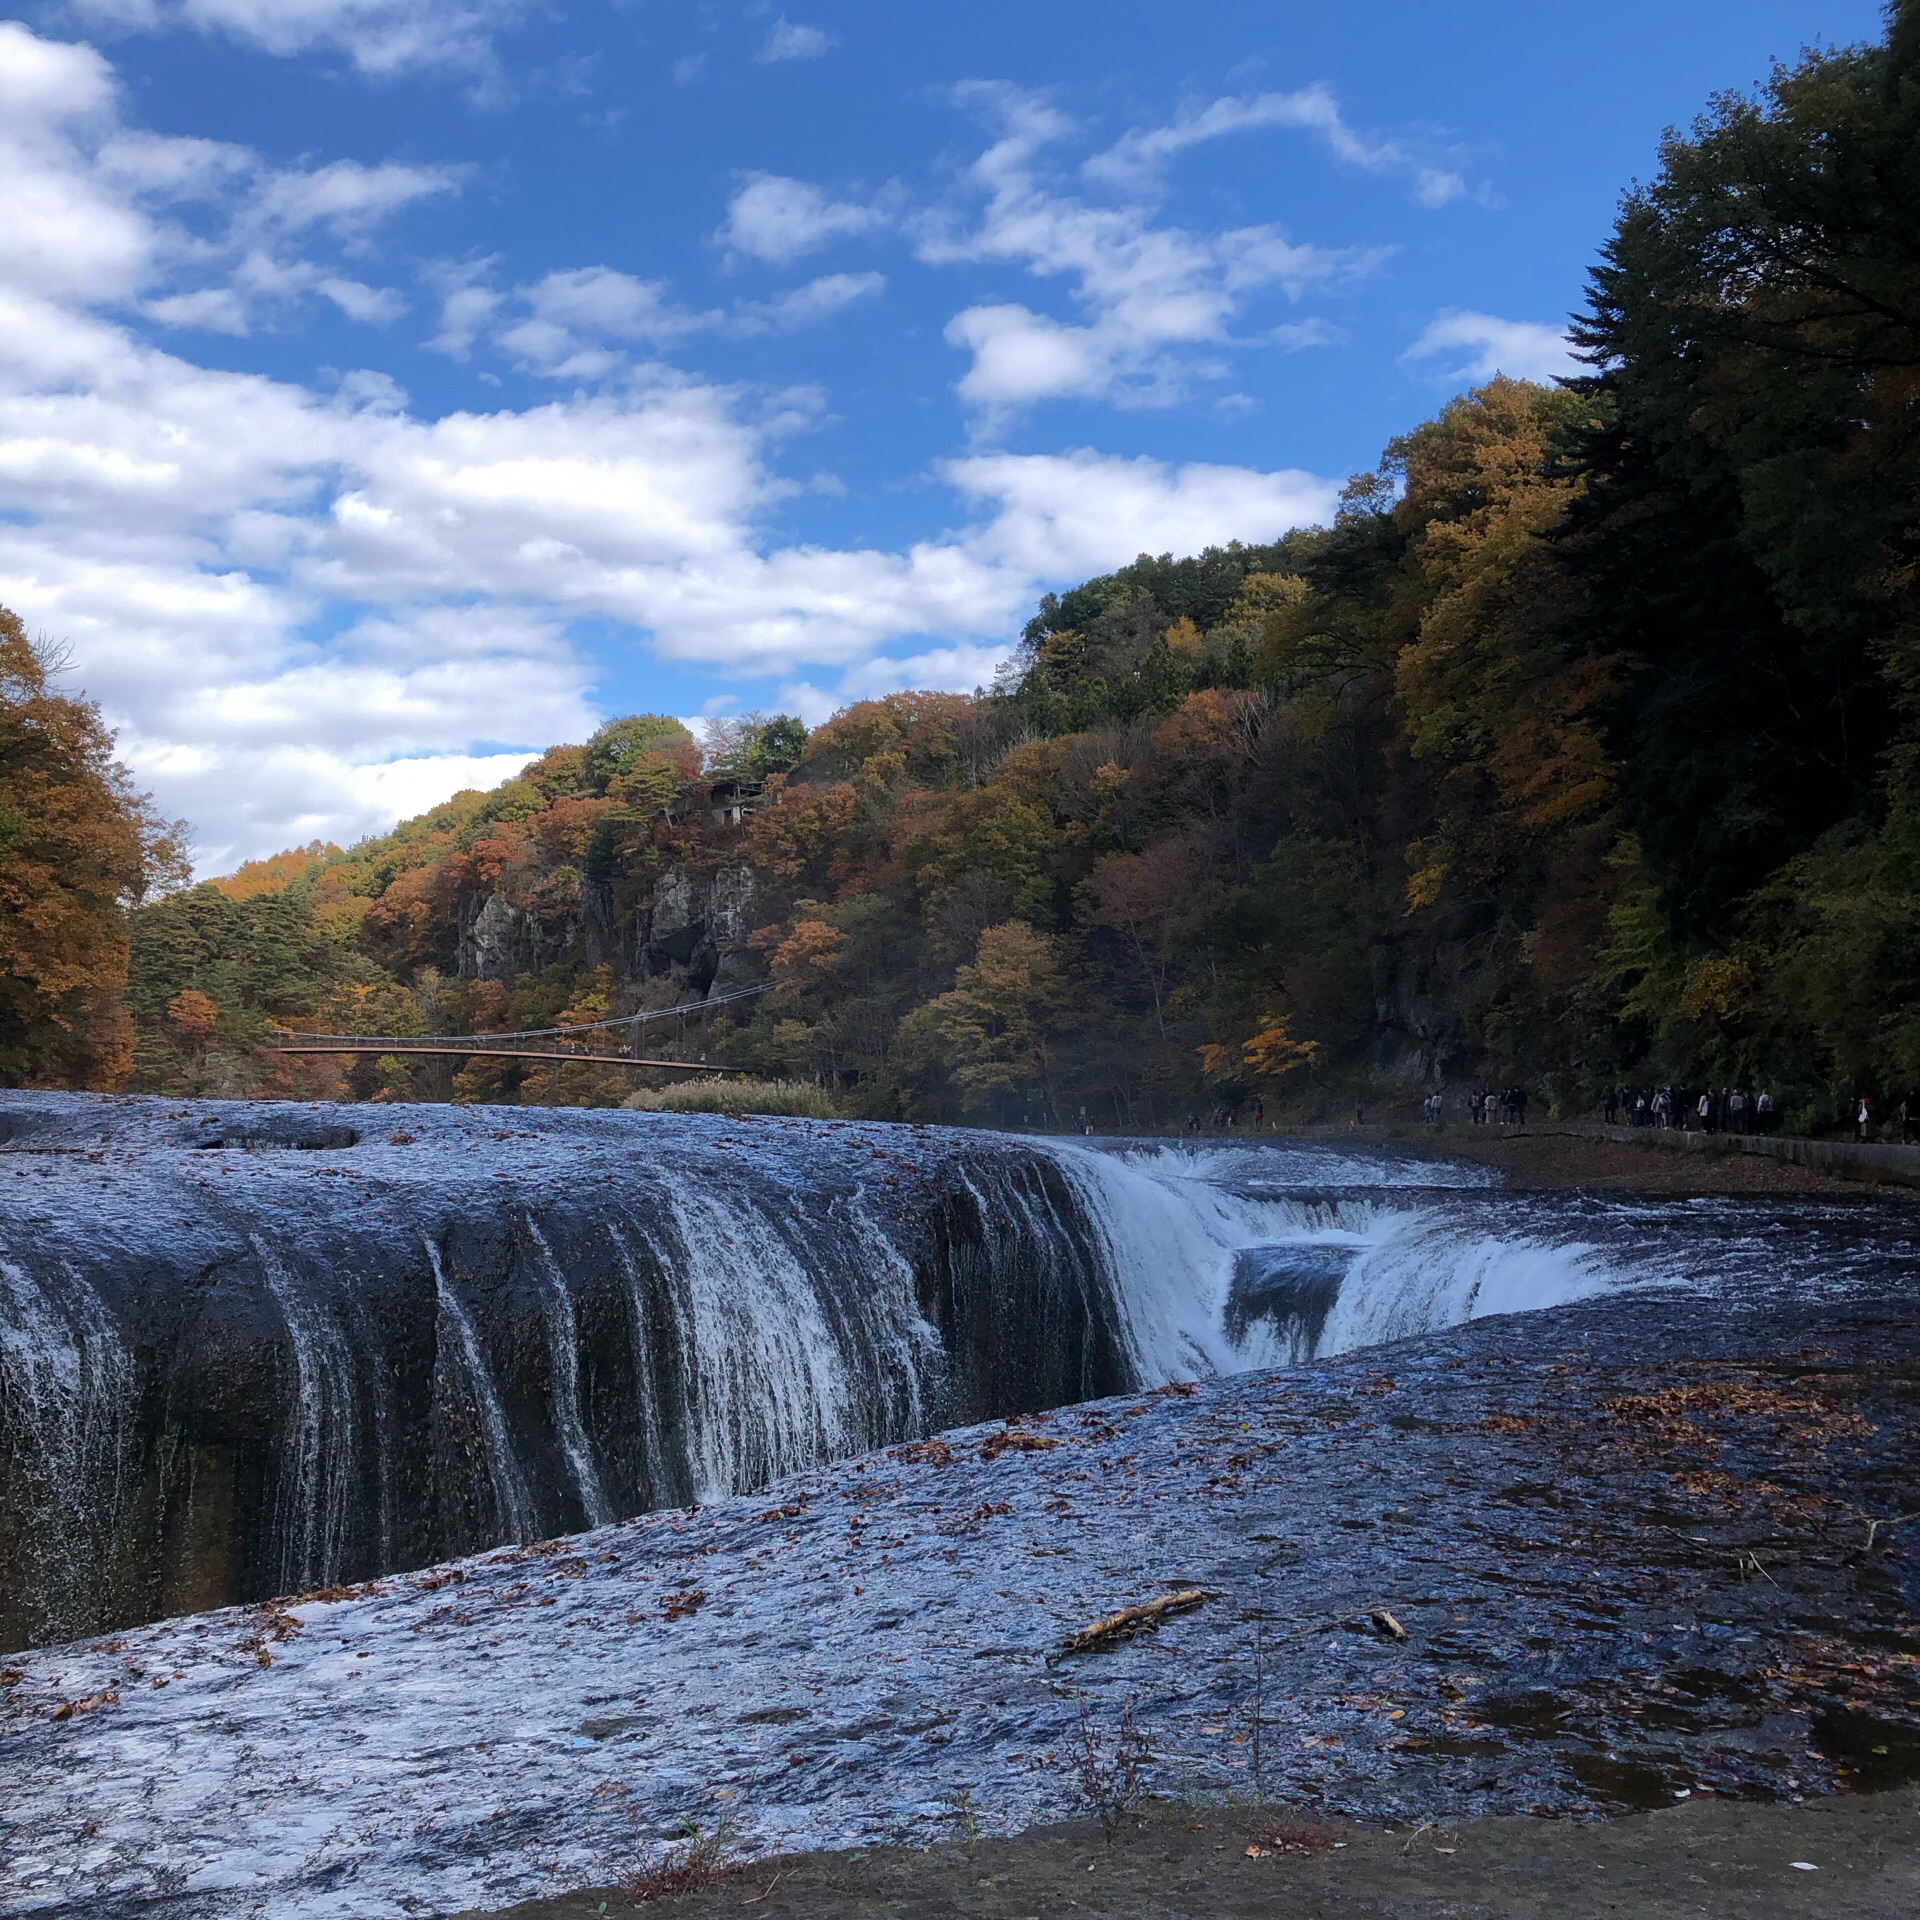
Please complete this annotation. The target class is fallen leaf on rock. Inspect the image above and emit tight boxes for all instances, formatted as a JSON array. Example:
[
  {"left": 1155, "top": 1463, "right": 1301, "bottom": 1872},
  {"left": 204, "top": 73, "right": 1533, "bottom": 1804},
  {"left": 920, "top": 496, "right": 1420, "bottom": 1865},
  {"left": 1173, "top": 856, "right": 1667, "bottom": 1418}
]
[
  {"left": 981, "top": 1428, "right": 1061, "bottom": 1461},
  {"left": 661, "top": 1589, "right": 706, "bottom": 1621},
  {"left": 50, "top": 1689, "right": 117, "bottom": 1722}
]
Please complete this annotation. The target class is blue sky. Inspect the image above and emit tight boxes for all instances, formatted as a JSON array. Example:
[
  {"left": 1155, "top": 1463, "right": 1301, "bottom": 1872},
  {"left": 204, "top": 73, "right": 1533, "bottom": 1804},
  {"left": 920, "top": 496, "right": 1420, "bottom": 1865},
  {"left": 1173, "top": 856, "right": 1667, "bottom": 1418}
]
[{"left": 0, "top": 0, "right": 1887, "bottom": 870}]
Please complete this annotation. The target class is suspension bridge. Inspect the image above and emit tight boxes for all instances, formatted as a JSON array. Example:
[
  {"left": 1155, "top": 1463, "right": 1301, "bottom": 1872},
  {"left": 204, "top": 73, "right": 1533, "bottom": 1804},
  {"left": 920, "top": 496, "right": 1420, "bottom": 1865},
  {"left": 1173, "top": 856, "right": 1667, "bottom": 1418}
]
[{"left": 264, "top": 981, "right": 773, "bottom": 1074}]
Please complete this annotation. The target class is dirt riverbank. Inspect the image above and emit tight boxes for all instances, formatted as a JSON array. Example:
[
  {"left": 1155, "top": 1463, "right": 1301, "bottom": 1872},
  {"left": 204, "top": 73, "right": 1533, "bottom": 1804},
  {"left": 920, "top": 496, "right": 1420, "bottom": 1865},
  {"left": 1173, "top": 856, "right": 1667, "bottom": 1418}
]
[{"left": 470, "top": 1786, "right": 1920, "bottom": 1918}]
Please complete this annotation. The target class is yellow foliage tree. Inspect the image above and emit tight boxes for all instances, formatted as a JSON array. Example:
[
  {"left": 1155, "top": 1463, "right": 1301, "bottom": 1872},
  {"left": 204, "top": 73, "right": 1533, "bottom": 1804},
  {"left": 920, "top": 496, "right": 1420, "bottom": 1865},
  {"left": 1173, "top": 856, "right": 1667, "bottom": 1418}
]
[
  {"left": 1197, "top": 1015, "right": 1318, "bottom": 1086},
  {"left": 906, "top": 920, "right": 1073, "bottom": 1117}
]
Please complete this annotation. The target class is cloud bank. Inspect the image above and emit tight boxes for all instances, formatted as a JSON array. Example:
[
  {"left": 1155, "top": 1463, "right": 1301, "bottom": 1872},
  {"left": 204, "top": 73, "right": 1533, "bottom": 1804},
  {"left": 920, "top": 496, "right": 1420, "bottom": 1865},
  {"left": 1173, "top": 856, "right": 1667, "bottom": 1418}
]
[{"left": 0, "top": 25, "right": 1343, "bottom": 869}]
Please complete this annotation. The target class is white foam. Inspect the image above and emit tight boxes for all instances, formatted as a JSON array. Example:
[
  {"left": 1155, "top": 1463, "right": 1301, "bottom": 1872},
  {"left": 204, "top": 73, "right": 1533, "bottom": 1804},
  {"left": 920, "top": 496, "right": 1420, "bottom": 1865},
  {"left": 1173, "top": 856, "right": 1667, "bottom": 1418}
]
[{"left": 1043, "top": 1139, "right": 1615, "bottom": 1379}]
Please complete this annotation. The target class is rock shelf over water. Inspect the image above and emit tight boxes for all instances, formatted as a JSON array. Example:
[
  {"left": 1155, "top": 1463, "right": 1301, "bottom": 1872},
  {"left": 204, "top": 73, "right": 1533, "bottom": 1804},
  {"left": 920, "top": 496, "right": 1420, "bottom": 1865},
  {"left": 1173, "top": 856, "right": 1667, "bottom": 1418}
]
[
  {"left": 1, "top": 1093, "right": 1579, "bottom": 1649},
  {"left": 1, "top": 1288, "right": 1916, "bottom": 1918}
]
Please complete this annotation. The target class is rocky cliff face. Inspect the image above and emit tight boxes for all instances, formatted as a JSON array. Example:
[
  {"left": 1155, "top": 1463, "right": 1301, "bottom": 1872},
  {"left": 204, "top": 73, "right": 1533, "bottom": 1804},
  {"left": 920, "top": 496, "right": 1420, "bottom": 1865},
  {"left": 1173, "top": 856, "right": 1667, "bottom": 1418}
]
[
  {"left": 637, "top": 864, "right": 755, "bottom": 992},
  {"left": 458, "top": 865, "right": 755, "bottom": 996},
  {"left": 455, "top": 891, "right": 579, "bottom": 984}
]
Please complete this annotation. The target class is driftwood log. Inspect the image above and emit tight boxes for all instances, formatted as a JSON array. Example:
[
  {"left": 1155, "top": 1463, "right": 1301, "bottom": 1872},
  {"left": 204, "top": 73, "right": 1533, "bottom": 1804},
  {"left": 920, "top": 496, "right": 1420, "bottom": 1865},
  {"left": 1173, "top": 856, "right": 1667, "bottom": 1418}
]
[{"left": 1050, "top": 1589, "right": 1212, "bottom": 1663}]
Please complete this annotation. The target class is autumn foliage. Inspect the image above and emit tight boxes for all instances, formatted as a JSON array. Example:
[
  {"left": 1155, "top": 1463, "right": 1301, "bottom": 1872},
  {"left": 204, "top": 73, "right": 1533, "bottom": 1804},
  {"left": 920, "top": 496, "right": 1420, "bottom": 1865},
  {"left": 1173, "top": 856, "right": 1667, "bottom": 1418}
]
[
  {"left": 0, "top": 610, "right": 183, "bottom": 1088},
  {"left": 73, "top": 10, "right": 1920, "bottom": 1129}
]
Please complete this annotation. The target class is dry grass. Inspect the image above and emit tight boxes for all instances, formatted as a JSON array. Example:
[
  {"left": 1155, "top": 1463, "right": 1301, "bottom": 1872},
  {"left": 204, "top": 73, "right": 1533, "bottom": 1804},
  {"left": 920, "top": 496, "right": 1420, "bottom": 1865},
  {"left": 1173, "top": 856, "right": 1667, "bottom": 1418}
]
[
  {"left": 628, "top": 1817, "right": 737, "bottom": 1902},
  {"left": 1068, "top": 1696, "right": 1152, "bottom": 1843},
  {"left": 624, "top": 1079, "right": 839, "bottom": 1119}
]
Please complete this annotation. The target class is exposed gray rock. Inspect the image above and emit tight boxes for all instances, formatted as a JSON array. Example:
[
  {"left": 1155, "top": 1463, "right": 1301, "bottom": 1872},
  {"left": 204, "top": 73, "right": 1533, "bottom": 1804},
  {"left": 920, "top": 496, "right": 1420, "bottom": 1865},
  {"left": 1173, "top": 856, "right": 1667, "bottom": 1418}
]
[{"left": 458, "top": 891, "right": 520, "bottom": 981}]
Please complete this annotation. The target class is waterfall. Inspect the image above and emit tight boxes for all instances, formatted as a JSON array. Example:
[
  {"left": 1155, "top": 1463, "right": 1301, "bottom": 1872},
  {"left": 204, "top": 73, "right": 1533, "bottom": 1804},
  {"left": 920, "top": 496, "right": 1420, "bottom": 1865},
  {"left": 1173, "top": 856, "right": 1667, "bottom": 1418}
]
[
  {"left": 427, "top": 1239, "right": 535, "bottom": 1546},
  {"left": 653, "top": 1184, "right": 890, "bottom": 1500},
  {"left": 253, "top": 1236, "right": 358, "bottom": 1594},
  {"left": 0, "top": 1093, "right": 1633, "bottom": 1649},
  {"left": 1041, "top": 1139, "right": 1613, "bottom": 1372},
  {"left": 606, "top": 1223, "right": 674, "bottom": 1507},
  {"left": 0, "top": 1258, "right": 130, "bottom": 1643},
  {"left": 522, "top": 1220, "right": 614, "bottom": 1528}
]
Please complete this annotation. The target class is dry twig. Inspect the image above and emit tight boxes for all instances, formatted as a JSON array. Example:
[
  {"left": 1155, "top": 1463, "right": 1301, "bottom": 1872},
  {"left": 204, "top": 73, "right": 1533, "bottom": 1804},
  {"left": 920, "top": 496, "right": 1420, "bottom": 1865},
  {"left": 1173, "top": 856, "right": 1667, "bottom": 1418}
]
[{"left": 1050, "top": 1589, "right": 1212, "bottom": 1663}]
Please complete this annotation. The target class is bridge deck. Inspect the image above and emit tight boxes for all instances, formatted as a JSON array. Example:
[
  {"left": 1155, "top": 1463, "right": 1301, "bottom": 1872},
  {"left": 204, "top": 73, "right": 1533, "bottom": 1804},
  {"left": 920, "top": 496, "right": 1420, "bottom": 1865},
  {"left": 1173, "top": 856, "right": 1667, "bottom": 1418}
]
[{"left": 265, "top": 1043, "right": 732, "bottom": 1072}]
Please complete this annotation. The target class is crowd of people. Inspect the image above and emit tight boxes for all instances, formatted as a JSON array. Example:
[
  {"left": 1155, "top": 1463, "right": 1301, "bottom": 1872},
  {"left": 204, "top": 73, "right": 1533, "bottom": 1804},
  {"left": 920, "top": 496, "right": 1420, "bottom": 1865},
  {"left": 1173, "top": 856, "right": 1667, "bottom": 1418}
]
[
  {"left": 1603, "top": 1084, "right": 1778, "bottom": 1134},
  {"left": 1422, "top": 1087, "right": 1529, "bottom": 1127},
  {"left": 1157, "top": 1085, "right": 1920, "bottom": 1143}
]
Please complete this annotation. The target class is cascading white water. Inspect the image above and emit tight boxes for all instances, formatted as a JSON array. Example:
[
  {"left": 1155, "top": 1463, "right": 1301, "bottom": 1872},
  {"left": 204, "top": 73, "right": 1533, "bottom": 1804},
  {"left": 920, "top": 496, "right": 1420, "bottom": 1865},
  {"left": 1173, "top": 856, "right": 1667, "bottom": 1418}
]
[
  {"left": 645, "top": 1184, "right": 935, "bottom": 1501},
  {"left": 522, "top": 1220, "right": 614, "bottom": 1528},
  {"left": 1043, "top": 1139, "right": 1614, "bottom": 1379},
  {"left": 0, "top": 1258, "right": 130, "bottom": 1635},
  {"left": 427, "top": 1240, "right": 535, "bottom": 1544},
  {"left": 1318, "top": 1218, "right": 1611, "bottom": 1354},
  {"left": 605, "top": 1223, "right": 672, "bottom": 1495},
  {"left": 253, "top": 1236, "right": 357, "bottom": 1593}
]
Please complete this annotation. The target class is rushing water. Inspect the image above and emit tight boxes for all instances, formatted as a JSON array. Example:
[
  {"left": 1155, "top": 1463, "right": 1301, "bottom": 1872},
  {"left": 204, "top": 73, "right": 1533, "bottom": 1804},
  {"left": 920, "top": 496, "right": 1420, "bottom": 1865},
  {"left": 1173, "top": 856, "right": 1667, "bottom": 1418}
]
[
  {"left": 6, "top": 1098, "right": 1920, "bottom": 1919},
  {"left": 0, "top": 1094, "right": 1768, "bottom": 1650}
]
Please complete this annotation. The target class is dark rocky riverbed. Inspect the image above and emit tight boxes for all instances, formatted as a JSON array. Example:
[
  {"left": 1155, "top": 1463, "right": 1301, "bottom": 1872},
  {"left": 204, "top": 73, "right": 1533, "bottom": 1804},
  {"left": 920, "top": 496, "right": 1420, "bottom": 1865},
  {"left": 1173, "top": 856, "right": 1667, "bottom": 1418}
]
[{"left": 2, "top": 1281, "right": 1915, "bottom": 1917}]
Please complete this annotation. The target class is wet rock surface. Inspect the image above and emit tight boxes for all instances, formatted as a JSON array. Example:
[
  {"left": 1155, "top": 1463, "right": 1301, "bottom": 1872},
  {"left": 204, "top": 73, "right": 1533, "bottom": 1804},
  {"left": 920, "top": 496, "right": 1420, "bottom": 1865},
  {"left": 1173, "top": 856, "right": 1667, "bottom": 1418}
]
[
  {"left": 0, "top": 1094, "right": 1592, "bottom": 1651},
  {"left": 1, "top": 1285, "right": 1915, "bottom": 1918}
]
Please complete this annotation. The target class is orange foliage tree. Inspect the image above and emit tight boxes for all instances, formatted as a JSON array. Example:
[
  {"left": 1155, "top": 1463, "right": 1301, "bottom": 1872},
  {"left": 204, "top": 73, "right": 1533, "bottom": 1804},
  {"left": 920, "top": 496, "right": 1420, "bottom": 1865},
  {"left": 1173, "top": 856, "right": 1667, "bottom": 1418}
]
[{"left": 0, "top": 608, "right": 185, "bottom": 1087}]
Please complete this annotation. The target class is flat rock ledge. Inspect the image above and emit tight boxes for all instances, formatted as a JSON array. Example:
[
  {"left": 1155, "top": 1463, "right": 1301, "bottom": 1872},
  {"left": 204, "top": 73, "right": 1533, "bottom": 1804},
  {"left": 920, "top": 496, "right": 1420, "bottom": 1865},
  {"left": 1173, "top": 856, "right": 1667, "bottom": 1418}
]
[{"left": 2, "top": 1290, "right": 1917, "bottom": 1918}]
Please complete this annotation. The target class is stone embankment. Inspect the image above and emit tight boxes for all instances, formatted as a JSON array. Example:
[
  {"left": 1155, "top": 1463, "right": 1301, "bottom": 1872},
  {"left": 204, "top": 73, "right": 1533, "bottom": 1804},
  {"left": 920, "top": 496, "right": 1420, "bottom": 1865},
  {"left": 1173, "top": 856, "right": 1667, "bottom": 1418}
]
[{"left": 1540, "top": 1121, "right": 1920, "bottom": 1189}]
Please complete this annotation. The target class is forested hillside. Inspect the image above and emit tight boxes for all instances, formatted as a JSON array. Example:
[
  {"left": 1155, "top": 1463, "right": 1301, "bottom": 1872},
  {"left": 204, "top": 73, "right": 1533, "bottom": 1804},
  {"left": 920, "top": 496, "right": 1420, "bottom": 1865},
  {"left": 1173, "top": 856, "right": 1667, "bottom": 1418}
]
[{"left": 14, "top": 7, "right": 1917, "bottom": 1128}]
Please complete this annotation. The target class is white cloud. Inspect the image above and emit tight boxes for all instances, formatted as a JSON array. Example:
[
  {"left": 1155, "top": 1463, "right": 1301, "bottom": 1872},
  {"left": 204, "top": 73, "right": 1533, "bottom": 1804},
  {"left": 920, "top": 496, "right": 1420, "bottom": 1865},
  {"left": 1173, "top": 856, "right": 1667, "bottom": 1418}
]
[
  {"left": 70, "top": 0, "right": 525, "bottom": 78},
  {"left": 318, "top": 276, "right": 406, "bottom": 324},
  {"left": 427, "top": 265, "right": 718, "bottom": 378},
  {"left": 1088, "top": 82, "right": 1466, "bottom": 206},
  {"left": 1272, "top": 317, "right": 1338, "bottom": 351},
  {"left": 245, "top": 158, "right": 460, "bottom": 239},
  {"left": 0, "top": 23, "right": 158, "bottom": 302},
  {"left": 923, "top": 86, "right": 1384, "bottom": 420},
  {"left": 831, "top": 641, "right": 1012, "bottom": 702},
  {"left": 425, "top": 264, "right": 499, "bottom": 359},
  {"left": 0, "top": 24, "right": 444, "bottom": 335},
  {"left": 756, "top": 18, "right": 831, "bottom": 63},
  {"left": 0, "top": 26, "right": 1342, "bottom": 870},
  {"left": 1403, "top": 309, "right": 1579, "bottom": 384},
  {"left": 948, "top": 449, "right": 1337, "bottom": 581},
  {"left": 733, "top": 272, "right": 884, "bottom": 333},
  {"left": 494, "top": 266, "right": 709, "bottom": 376},
  {"left": 718, "top": 174, "right": 888, "bottom": 265}
]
